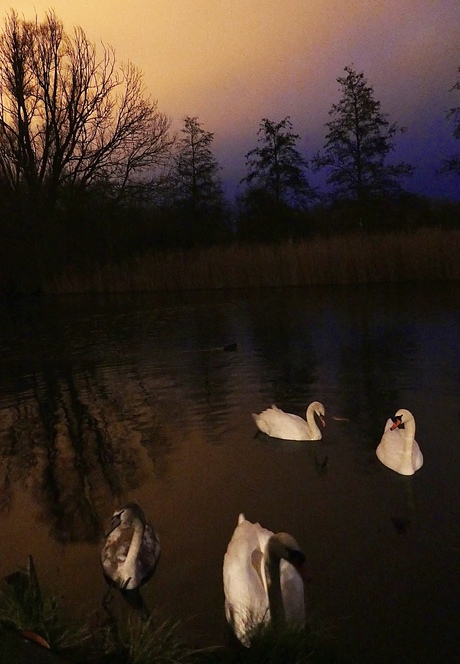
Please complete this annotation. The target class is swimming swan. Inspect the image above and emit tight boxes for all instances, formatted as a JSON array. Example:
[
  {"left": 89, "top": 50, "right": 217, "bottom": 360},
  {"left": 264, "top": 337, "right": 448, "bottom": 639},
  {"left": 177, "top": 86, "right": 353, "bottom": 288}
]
[
  {"left": 376, "top": 408, "right": 423, "bottom": 476},
  {"left": 223, "top": 513, "right": 309, "bottom": 646},
  {"left": 101, "top": 503, "right": 160, "bottom": 593},
  {"left": 252, "top": 401, "right": 325, "bottom": 440}
]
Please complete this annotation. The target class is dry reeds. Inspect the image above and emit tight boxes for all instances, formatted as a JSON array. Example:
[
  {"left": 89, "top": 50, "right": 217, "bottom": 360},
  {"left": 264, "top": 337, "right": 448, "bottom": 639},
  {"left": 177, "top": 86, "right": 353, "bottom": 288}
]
[{"left": 45, "top": 228, "right": 460, "bottom": 294}]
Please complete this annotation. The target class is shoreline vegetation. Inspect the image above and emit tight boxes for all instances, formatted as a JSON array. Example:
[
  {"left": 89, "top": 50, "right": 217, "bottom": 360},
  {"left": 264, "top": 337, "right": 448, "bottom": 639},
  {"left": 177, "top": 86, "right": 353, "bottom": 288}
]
[
  {"left": 0, "top": 557, "right": 350, "bottom": 663},
  {"left": 1, "top": 11, "right": 460, "bottom": 303},
  {"left": 43, "top": 228, "right": 460, "bottom": 295}
]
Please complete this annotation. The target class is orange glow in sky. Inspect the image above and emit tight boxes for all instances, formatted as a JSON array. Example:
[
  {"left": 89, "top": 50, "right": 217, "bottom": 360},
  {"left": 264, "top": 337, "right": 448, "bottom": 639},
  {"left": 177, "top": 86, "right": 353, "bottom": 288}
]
[{"left": 4, "top": 0, "right": 460, "bottom": 199}]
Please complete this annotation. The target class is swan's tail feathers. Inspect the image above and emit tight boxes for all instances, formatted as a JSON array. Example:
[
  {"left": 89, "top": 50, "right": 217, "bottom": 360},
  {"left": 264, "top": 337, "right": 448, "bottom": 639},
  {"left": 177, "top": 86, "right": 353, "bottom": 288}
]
[{"left": 238, "top": 513, "right": 246, "bottom": 525}]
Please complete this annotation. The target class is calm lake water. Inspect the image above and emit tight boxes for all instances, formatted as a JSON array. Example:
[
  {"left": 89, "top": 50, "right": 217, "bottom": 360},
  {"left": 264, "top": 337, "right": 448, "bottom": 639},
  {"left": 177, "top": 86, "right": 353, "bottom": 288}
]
[{"left": 0, "top": 284, "right": 460, "bottom": 663}]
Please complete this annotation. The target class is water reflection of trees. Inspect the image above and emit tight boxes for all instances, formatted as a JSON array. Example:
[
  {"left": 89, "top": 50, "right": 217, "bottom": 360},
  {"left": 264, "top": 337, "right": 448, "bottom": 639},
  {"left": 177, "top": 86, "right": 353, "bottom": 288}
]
[
  {"left": 334, "top": 306, "right": 419, "bottom": 452},
  {"left": 247, "top": 291, "right": 321, "bottom": 408},
  {"left": 336, "top": 325, "right": 411, "bottom": 441},
  {"left": 0, "top": 294, "right": 249, "bottom": 546},
  {"left": 0, "top": 285, "right": 449, "bottom": 544},
  {"left": 0, "top": 365, "right": 174, "bottom": 544}
]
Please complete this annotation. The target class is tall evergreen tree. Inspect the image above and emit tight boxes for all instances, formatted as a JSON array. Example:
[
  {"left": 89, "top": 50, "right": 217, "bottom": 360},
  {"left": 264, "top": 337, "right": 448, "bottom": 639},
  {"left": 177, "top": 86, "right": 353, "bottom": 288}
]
[
  {"left": 314, "top": 66, "right": 413, "bottom": 208},
  {"left": 241, "top": 117, "right": 315, "bottom": 207},
  {"left": 171, "top": 116, "right": 226, "bottom": 244}
]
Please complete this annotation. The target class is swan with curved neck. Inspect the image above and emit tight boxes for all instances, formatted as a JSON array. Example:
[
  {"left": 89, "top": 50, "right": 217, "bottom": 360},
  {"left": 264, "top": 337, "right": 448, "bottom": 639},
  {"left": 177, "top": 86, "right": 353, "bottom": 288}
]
[
  {"left": 376, "top": 408, "right": 423, "bottom": 476},
  {"left": 223, "top": 513, "right": 309, "bottom": 646},
  {"left": 252, "top": 401, "right": 326, "bottom": 440},
  {"left": 101, "top": 503, "right": 160, "bottom": 592}
]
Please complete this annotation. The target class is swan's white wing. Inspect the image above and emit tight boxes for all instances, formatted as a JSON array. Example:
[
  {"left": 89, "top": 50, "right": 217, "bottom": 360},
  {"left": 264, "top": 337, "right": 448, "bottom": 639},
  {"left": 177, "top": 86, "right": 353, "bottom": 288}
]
[
  {"left": 283, "top": 412, "right": 307, "bottom": 423},
  {"left": 253, "top": 407, "right": 312, "bottom": 440},
  {"left": 412, "top": 442, "right": 423, "bottom": 471},
  {"left": 223, "top": 518, "right": 272, "bottom": 645},
  {"left": 101, "top": 524, "right": 134, "bottom": 583}
]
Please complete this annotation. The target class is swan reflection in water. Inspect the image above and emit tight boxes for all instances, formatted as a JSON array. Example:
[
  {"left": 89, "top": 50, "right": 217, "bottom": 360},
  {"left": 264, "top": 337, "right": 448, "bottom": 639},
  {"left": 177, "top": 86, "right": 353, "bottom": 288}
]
[
  {"left": 101, "top": 503, "right": 160, "bottom": 619},
  {"left": 252, "top": 401, "right": 326, "bottom": 441},
  {"left": 223, "top": 513, "right": 309, "bottom": 647}
]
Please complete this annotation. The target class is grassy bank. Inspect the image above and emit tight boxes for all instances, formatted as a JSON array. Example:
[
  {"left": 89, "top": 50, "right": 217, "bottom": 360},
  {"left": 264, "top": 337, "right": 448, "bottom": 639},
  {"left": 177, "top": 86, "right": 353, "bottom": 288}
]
[
  {"left": 44, "top": 228, "right": 460, "bottom": 294},
  {"left": 0, "top": 558, "right": 350, "bottom": 663}
]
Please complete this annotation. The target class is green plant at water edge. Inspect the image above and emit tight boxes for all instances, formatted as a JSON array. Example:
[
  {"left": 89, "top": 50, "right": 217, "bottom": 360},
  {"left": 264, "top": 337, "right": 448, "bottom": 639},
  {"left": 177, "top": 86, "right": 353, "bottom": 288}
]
[
  {"left": 100, "top": 612, "right": 205, "bottom": 663},
  {"left": 0, "top": 556, "right": 95, "bottom": 656},
  {"left": 0, "top": 558, "right": 352, "bottom": 663}
]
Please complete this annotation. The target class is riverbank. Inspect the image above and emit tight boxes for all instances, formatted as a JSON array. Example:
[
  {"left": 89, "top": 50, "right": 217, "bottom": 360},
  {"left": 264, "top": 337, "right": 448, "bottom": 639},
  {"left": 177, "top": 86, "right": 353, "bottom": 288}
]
[
  {"left": 0, "top": 554, "right": 351, "bottom": 663},
  {"left": 0, "top": 594, "right": 349, "bottom": 664},
  {"left": 44, "top": 228, "right": 460, "bottom": 294}
]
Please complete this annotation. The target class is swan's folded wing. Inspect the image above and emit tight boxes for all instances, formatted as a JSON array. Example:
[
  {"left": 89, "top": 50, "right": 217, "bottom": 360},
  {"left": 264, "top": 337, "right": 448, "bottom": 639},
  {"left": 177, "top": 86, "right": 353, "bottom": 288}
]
[
  {"left": 224, "top": 521, "right": 266, "bottom": 588},
  {"left": 101, "top": 526, "right": 133, "bottom": 567},
  {"left": 223, "top": 520, "right": 274, "bottom": 644},
  {"left": 137, "top": 525, "right": 161, "bottom": 584},
  {"left": 283, "top": 412, "right": 304, "bottom": 423}
]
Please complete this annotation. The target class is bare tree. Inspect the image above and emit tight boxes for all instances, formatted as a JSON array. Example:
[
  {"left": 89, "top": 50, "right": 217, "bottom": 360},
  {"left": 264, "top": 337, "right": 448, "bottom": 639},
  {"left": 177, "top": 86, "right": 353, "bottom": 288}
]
[{"left": 0, "top": 9, "right": 173, "bottom": 216}]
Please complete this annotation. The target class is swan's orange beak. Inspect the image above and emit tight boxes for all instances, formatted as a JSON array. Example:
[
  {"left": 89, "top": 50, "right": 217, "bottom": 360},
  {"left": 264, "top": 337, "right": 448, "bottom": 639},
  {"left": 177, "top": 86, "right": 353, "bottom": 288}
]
[
  {"left": 390, "top": 417, "right": 402, "bottom": 431},
  {"left": 320, "top": 415, "right": 326, "bottom": 428}
]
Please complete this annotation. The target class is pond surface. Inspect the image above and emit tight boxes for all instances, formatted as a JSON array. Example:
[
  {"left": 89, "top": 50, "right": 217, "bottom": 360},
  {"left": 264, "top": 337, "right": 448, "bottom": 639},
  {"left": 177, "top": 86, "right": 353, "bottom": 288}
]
[{"left": 0, "top": 283, "right": 459, "bottom": 663}]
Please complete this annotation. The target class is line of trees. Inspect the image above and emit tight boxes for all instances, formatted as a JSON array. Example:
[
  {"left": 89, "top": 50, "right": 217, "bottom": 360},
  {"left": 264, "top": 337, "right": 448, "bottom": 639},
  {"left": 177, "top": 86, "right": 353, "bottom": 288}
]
[{"left": 0, "top": 10, "right": 459, "bottom": 286}]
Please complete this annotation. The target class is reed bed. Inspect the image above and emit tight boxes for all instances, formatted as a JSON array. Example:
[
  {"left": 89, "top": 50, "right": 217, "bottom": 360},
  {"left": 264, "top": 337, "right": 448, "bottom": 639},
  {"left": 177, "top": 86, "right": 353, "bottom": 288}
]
[{"left": 45, "top": 228, "right": 460, "bottom": 293}]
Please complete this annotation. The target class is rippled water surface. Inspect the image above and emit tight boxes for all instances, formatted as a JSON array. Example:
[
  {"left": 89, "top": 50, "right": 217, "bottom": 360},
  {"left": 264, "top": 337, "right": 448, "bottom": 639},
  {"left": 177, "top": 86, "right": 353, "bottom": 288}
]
[{"left": 1, "top": 284, "right": 460, "bottom": 663}]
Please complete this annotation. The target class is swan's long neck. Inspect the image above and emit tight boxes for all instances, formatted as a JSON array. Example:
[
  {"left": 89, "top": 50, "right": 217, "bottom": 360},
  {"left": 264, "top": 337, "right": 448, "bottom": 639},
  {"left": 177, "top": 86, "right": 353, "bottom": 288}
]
[
  {"left": 402, "top": 419, "right": 416, "bottom": 459},
  {"left": 305, "top": 406, "right": 318, "bottom": 436},
  {"left": 264, "top": 540, "right": 286, "bottom": 627},
  {"left": 123, "top": 517, "right": 144, "bottom": 578}
]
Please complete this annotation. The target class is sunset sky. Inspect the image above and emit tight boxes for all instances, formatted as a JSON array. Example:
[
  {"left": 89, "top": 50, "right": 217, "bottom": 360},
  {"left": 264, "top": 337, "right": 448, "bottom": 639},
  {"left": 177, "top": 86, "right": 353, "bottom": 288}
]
[{"left": 4, "top": 0, "right": 460, "bottom": 200}]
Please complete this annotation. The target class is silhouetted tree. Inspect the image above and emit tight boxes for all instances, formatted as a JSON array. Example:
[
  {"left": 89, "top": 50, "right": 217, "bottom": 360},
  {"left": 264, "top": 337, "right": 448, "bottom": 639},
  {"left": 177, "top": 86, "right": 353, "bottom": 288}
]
[
  {"left": 0, "top": 10, "right": 173, "bottom": 220},
  {"left": 313, "top": 66, "right": 413, "bottom": 224},
  {"left": 241, "top": 117, "right": 315, "bottom": 208},
  {"left": 171, "top": 116, "right": 227, "bottom": 244},
  {"left": 442, "top": 66, "right": 460, "bottom": 175}
]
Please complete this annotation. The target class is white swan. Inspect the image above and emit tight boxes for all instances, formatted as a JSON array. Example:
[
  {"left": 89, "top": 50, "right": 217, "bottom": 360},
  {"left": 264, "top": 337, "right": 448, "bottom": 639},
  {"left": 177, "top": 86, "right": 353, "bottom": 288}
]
[
  {"left": 252, "top": 401, "right": 325, "bottom": 440},
  {"left": 376, "top": 408, "right": 423, "bottom": 476},
  {"left": 223, "top": 513, "right": 309, "bottom": 646},
  {"left": 101, "top": 503, "right": 160, "bottom": 592}
]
